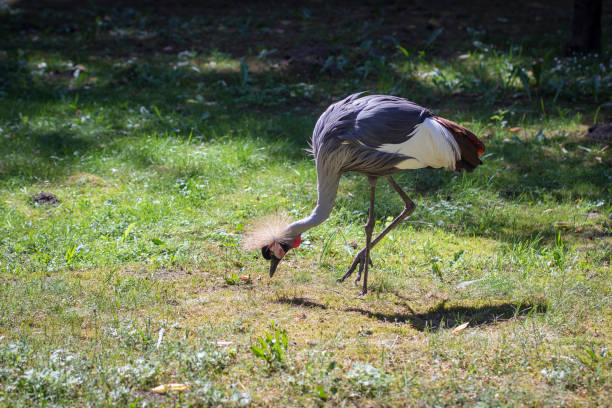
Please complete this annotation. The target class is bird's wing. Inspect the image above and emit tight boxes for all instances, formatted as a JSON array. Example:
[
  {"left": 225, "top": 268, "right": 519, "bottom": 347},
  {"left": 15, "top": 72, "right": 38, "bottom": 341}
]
[
  {"left": 338, "top": 95, "right": 433, "bottom": 148},
  {"left": 337, "top": 95, "right": 464, "bottom": 171}
]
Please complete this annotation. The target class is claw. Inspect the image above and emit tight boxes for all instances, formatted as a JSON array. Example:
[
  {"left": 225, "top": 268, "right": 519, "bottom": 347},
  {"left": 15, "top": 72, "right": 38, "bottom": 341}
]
[
  {"left": 338, "top": 261, "right": 358, "bottom": 282},
  {"left": 338, "top": 249, "right": 373, "bottom": 284}
]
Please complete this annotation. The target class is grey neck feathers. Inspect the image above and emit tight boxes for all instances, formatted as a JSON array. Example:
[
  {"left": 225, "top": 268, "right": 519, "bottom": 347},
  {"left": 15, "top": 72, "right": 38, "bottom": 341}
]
[{"left": 286, "top": 170, "right": 340, "bottom": 237}]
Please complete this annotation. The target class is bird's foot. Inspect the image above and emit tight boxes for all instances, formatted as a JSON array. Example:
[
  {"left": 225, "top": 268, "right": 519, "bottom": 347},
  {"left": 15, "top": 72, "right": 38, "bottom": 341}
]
[
  {"left": 352, "top": 249, "right": 373, "bottom": 284},
  {"left": 337, "top": 249, "right": 373, "bottom": 283}
]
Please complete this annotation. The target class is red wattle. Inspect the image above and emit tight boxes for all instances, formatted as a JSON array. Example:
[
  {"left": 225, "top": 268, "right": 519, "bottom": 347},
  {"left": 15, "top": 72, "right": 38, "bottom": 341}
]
[{"left": 292, "top": 235, "right": 301, "bottom": 248}]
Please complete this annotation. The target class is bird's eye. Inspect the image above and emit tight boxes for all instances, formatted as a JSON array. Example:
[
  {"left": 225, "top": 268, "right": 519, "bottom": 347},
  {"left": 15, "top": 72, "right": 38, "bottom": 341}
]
[{"left": 261, "top": 246, "right": 272, "bottom": 260}]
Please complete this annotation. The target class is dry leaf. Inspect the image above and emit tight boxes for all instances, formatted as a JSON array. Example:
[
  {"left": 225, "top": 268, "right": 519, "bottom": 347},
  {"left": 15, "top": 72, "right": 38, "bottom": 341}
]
[
  {"left": 554, "top": 221, "right": 572, "bottom": 228},
  {"left": 239, "top": 275, "right": 250, "bottom": 281},
  {"left": 452, "top": 322, "right": 469, "bottom": 334},
  {"left": 151, "top": 383, "right": 189, "bottom": 394},
  {"left": 216, "top": 341, "right": 233, "bottom": 347},
  {"left": 543, "top": 208, "right": 554, "bottom": 214},
  {"left": 574, "top": 227, "right": 583, "bottom": 233},
  {"left": 509, "top": 127, "right": 521, "bottom": 132}
]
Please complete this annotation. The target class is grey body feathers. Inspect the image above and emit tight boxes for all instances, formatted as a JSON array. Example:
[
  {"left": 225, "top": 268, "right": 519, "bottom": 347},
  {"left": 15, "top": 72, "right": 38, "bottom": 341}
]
[
  {"left": 286, "top": 92, "right": 483, "bottom": 237},
  {"left": 311, "top": 92, "right": 433, "bottom": 177}
]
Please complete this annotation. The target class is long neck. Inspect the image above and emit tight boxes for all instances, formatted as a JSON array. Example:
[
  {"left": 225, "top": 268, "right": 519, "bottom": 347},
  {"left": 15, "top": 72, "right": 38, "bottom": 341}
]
[{"left": 287, "top": 167, "right": 340, "bottom": 236}]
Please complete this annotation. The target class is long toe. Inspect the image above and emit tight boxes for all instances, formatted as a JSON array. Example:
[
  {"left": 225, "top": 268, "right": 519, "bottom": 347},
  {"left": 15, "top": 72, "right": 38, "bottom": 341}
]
[
  {"left": 354, "top": 258, "right": 366, "bottom": 284},
  {"left": 357, "top": 250, "right": 373, "bottom": 267},
  {"left": 338, "top": 262, "right": 358, "bottom": 282},
  {"left": 339, "top": 250, "right": 371, "bottom": 284}
]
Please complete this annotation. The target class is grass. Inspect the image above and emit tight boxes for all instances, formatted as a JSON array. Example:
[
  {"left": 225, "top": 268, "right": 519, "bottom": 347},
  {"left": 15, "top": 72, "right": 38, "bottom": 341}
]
[{"left": 0, "top": 0, "right": 611, "bottom": 406}]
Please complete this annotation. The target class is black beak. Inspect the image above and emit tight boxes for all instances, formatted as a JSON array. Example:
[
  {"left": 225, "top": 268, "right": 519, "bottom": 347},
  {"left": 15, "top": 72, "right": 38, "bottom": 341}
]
[{"left": 269, "top": 256, "right": 281, "bottom": 277}]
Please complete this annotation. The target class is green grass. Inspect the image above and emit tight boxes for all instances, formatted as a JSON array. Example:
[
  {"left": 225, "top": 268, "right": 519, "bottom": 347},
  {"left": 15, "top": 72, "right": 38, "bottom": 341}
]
[{"left": 0, "top": 1, "right": 611, "bottom": 406}]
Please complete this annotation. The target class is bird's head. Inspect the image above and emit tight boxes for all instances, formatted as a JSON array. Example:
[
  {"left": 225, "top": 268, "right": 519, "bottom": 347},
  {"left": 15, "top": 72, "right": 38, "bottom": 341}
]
[
  {"left": 243, "top": 213, "right": 301, "bottom": 277},
  {"left": 260, "top": 236, "right": 302, "bottom": 276}
]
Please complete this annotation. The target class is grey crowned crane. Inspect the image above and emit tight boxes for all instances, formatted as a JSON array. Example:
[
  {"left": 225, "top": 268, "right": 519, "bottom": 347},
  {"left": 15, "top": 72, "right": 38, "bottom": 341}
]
[{"left": 244, "top": 92, "right": 485, "bottom": 295}]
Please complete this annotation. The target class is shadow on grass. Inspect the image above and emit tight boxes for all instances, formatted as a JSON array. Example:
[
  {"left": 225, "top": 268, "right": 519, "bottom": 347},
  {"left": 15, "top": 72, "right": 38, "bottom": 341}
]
[
  {"left": 274, "top": 295, "right": 548, "bottom": 331},
  {"left": 0, "top": 128, "right": 102, "bottom": 185},
  {"left": 275, "top": 296, "right": 328, "bottom": 309},
  {"left": 346, "top": 300, "right": 549, "bottom": 331}
]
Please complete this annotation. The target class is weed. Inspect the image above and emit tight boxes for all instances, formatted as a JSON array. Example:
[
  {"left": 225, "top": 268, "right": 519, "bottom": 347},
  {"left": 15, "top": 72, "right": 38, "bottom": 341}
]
[
  {"left": 250, "top": 323, "right": 289, "bottom": 370},
  {"left": 224, "top": 273, "right": 241, "bottom": 285},
  {"left": 346, "top": 362, "right": 389, "bottom": 398}
]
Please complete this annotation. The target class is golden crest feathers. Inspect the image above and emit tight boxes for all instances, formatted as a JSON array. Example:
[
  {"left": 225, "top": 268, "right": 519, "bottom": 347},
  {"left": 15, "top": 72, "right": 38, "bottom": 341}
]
[{"left": 242, "top": 213, "right": 293, "bottom": 250}]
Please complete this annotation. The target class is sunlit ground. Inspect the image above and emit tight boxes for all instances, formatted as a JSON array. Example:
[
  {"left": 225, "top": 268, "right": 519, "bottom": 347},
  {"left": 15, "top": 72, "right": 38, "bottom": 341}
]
[{"left": 0, "top": 1, "right": 610, "bottom": 406}]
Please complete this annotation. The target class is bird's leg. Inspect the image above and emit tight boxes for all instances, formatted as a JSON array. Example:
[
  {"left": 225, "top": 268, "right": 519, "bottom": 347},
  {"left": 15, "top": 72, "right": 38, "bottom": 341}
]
[
  {"left": 338, "top": 176, "right": 416, "bottom": 285},
  {"left": 356, "top": 176, "right": 416, "bottom": 284},
  {"left": 369, "top": 176, "right": 416, "bottom": 248},
  {"left": 338, "top": 177, "right": 377, "bottom": 291},
  {"left": 360, "top": 177, "right": 377, "bottom": 295}
]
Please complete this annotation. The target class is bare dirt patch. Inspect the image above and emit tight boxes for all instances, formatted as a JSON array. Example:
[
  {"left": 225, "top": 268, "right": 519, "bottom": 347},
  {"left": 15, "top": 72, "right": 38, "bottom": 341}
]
[{"left": 29, "top": 191, "right": 59, "bottom": 205}]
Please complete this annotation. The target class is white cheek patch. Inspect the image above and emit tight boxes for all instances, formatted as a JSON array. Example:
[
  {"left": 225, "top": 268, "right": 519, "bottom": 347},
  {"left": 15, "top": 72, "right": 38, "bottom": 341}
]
[{"left": 269, "top": 242, "right": 285, "bottom": 259}]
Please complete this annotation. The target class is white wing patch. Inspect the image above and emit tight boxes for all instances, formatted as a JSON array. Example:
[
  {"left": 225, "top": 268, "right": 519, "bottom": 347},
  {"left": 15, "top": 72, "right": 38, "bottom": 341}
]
[{"left": 375, "top": 118, "right": 460, "bottom": 170}]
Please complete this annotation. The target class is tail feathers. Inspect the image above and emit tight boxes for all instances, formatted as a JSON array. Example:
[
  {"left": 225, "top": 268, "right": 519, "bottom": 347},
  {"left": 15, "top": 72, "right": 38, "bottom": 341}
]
[{"left": 435, "top": 117, "right": 485, "bottom": 172}]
